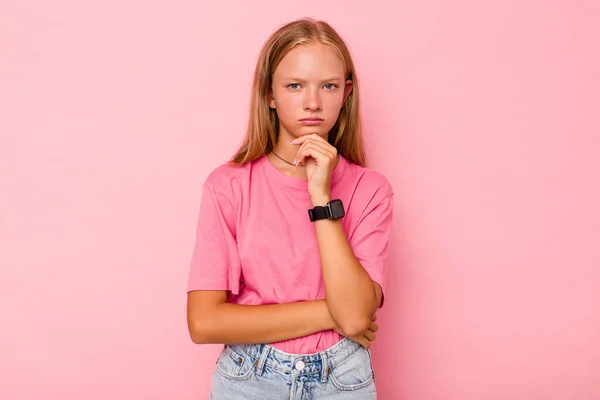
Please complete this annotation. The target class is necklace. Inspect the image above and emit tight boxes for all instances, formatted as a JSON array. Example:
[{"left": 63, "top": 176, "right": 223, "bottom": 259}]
[{"left": 272, "top": 151, "right": 297, "bottom": 167}]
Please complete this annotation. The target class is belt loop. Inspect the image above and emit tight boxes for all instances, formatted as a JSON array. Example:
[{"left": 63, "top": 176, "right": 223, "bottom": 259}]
[
  {"left": 255, "top": 344, "right": 271, "bottom": 376},
  {"left": 319, "top": 351, "right": 329, "bottom": 383}
]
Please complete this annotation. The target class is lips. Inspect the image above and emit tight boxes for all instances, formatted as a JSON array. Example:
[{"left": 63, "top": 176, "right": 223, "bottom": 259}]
[{"left": 299, "top": 118, "right": 324, "bottom": 126}]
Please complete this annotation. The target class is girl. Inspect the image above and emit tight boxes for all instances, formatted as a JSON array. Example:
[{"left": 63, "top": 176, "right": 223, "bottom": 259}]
[{"left": 186, "top": 18, "right": 394, "bottom": 399}]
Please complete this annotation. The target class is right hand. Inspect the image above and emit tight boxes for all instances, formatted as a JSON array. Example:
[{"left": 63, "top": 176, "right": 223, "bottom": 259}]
[{"left": 334, "top": 314, "right": 379, "bottom": 349}]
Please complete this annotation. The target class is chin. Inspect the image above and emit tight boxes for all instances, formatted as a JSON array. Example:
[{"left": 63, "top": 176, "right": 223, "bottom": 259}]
[{"left": 296, "top": 130, "right": 328, "bottom": 137}]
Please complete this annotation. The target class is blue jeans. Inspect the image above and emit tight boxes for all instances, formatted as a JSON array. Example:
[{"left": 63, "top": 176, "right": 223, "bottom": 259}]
[{"left": 208, "top": 338, "right": 377, "bottom": 399}]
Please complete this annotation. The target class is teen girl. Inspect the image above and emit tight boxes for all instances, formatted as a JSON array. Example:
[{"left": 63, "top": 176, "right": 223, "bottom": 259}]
[{"left": 186, "top": 18, "right": 394, "bottom": 399}]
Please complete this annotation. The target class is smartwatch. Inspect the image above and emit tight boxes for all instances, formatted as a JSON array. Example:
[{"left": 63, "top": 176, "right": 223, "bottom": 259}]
[{"left": 308, "top": 199, "right": 345, "bottom": 222}]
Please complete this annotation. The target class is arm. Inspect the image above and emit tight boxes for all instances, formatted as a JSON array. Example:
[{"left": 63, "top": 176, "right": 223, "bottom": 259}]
[
  {"left": 312, "top": 196, "right": 382, "bottom": 337},
  {"left": 187, "top": 290, "right": 336, "bottom": 344},
  {"left": 292, "top": 134, "right": 392, "bottom": 338}
]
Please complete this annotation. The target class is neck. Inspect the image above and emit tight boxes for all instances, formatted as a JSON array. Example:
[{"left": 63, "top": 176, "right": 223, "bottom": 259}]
[
  {"left": 269, "top": 130, "right": 340, "bottom": 175},
  {"left": 268, "top": 131, "right": 309, "bottom": 178},
  {"left": 272, "top": 134, "right": 301, "bottom": 165}
]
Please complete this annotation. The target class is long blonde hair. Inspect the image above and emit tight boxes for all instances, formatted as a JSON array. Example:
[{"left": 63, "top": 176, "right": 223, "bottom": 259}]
[{"left": 229, "top": 18, "right": 367, "bottom": 167}]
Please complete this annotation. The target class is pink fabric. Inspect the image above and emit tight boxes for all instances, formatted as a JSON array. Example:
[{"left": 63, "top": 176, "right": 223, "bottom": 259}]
[{"left": 187, "top": 155, "right": 394, "bottom": 354}]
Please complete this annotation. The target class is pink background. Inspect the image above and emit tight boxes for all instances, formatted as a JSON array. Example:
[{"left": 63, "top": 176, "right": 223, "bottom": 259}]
[{"left": 1, "top": 1, "right": 599, "bottom": 399}]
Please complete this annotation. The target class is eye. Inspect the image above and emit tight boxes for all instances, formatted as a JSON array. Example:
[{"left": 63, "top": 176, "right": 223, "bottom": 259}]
[
  {"left": 287, "top": 83, "right": 301, "bottom": 90},
  {"left": 324, "top": 83, "right": 338, "bottom": 90}
]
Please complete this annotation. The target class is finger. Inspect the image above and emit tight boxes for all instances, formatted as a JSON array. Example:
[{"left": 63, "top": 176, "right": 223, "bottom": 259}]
[
  {"left": 291, "top": 133, "right": 329, "bottom": 146},
  {"left": 347, "top": 334, "right": 368, "bottom": 348},
  {"left": 295, "top": 140, "right": 336, "bottom": 165},
  {"left": 296, "top": 138, "right": 335, "bottom": 155},
  {"left": 296, "top": 147, "right": 335, "bottom": 167},
  {"left": 363, "top": 330, "right": 377, "bottom": 341},
  {"left": 369, "top": 321, "right": 379, "bottom": 333},
  {"left": 355, "top": 336, "right": 370, "bottom": 349},
  {"left": 296, "top": 145, "right": 335, "bottom": 166}
]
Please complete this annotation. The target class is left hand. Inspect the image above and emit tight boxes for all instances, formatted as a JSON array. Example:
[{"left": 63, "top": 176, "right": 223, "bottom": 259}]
[
  {"left": 291, "top": 134, "right": 338, "bottom": 202},
  {"left": 333, "top": 314, "right": 379, "bottom": 349}
]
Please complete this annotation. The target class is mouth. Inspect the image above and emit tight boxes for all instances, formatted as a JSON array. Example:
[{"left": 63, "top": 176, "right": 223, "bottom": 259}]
[{"left": 299, "top": 118, "right": 324, "bottom": 126}]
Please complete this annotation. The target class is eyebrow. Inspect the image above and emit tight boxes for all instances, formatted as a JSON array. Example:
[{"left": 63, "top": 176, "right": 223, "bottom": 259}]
[{"left": 282, "top": 77, "right": 342, "bottom": 82}]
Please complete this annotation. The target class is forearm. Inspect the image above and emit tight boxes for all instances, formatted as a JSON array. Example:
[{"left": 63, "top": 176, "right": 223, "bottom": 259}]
[
  {"left": 314, "top": 216, "right": 379, "bottom": 336},
  {"left": 189, "top": 299, "right": 335, "bottom": 345}
]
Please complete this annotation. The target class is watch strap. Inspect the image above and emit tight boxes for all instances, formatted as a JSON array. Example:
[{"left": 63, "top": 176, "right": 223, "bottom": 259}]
[{"left": 308, "top": 205, "right": 329, "bottom": 222}]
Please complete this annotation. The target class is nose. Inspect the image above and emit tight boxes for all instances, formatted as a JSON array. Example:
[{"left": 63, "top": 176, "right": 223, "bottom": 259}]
[{"left": 303, "top": 87, "right": 322, "bottom": 112}]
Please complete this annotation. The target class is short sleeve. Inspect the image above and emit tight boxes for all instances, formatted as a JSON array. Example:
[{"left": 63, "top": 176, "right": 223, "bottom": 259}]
[
  {"left": 186, "top": 182, "right": 242, "bottom": 295},
  {"left": 349, "top": 194, "right": 394, "bottom": 308}
]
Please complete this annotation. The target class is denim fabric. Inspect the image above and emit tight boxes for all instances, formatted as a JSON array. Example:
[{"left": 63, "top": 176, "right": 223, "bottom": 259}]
[{"left": 208, "top": 338, "right": 377, "bottom": 399}]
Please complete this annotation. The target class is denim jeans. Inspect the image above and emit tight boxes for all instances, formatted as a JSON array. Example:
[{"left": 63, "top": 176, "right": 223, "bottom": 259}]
[{"left": 208, "top": 338, "right": 377, "bottom": 399}]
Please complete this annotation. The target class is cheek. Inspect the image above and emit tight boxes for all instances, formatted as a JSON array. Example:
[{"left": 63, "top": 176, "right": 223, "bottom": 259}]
[
  {"left": 323, "top": 95, "right": 345, "bottom": 116},
  {"left": 275, "top": 94, "right": 301, "bottom": 117}
]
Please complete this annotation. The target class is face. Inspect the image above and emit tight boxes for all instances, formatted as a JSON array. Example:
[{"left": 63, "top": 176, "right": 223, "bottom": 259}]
[{"left": 269, "top": 42, "right": 352, "bottom": 141}]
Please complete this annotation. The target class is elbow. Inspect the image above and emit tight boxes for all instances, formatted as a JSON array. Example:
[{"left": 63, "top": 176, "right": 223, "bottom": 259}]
[
  {"left": 188, "top": 321, "right": 206, "bottom": 344},
  {"left": 189, "top": 330, "right": 208, "bottom": 345},
  {"left": 187, "top": 316, "right": 213, "bottom": 344},
  {"left": 338, "top": 316, "right": 372, "bottom": 338},
  {"left": 187, "top": 290, "right": 227, "bottom": 344}
]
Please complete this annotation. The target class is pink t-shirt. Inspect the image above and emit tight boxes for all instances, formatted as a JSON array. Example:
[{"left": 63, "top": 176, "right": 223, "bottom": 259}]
[{"left": 187, "top": 154, "right": 394, "bottom": 354}]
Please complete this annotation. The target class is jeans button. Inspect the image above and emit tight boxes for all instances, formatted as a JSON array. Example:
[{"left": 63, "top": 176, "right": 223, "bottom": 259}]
[{"left": 295, "top": 360, "right": 305, "bottom": 371}]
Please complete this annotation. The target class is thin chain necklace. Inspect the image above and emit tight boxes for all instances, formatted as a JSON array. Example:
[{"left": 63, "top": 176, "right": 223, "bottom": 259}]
[{"left": 272, "top": 151, "right": 297, "bottom": 167}]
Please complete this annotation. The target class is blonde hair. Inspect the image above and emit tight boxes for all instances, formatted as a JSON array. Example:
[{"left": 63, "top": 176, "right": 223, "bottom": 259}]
[{"left": 229, "top": 18, "right": 367, "bottom": 167}]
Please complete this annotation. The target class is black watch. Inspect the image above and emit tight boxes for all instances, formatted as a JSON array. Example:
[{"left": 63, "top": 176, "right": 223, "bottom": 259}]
[{"left": 308, "top": 199, "right": 345, "bottom": 222}]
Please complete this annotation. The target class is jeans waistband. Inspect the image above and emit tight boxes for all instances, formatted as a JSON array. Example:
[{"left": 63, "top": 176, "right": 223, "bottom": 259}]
[{"left": 225, "top": 338, "right": 366, "bottom": 382}]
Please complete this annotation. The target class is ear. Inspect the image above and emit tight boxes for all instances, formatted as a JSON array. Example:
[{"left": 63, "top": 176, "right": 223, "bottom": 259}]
[
  {"left": 268, "top": 88, "right": 276, "bottom": 109},
  {"left": 343, "top": 79, "right": 353, "bottom": 105}
]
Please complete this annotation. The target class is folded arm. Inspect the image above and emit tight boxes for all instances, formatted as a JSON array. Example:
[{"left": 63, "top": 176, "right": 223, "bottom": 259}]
[
  {"left": 314, "top": 216, "right": 382, "bottom": 337},
  {"left": 186, "top": 290, "right": 336, "bottom": 344},
  {"left": 311, "top": 191, "right": 393, "bottom": 338}
]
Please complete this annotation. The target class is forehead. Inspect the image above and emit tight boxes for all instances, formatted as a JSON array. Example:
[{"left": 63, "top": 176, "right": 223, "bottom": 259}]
[{"left": 274, "top": 42, "right": 345, "bottom": 79}]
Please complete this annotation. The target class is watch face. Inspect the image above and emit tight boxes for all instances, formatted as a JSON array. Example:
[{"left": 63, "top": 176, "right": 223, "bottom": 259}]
[{"left": 328, "top": 199, "right": 345, "bottom": 219}]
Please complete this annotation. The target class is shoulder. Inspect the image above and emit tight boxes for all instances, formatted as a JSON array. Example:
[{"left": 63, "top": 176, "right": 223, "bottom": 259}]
[
  {"left": 200, "top": 160, "right": 255, "bottom": 209},
  {"left": 344, "top": 160, "right": 394, "bottom": 201},
  {"left": 203, "top": 160, "right": 252, "bottom": 190}
]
